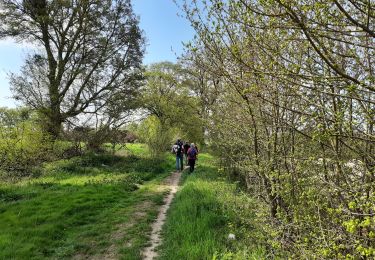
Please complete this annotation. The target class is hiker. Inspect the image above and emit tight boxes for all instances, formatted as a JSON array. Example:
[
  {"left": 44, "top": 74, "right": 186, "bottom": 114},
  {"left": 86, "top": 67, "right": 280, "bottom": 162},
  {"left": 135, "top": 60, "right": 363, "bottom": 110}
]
[
  {"left": 172, "top": 139, "right": 184, "bottom": 171},
  {"left": 187, "top": 143, "right": 198, "bottom": 173},
  {"left": 194, "top": 144, "right": 199, "bottom": 166},
  {"left": 183, "top": 141, "right": 190, "bottom": 165}
]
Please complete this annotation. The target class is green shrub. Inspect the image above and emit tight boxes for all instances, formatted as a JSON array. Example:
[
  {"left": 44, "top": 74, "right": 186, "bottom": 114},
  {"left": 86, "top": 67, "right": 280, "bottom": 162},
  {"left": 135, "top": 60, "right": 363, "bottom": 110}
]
[
  {"left": 136, "top": 116, "right": 177, "bottom": 157},
  {"left": 0, "top": 121, "right": 52, "bottom": 176}
]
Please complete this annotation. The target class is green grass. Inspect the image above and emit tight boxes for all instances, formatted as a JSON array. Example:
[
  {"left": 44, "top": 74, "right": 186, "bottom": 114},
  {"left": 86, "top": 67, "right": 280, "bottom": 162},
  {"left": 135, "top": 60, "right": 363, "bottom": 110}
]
[
  {"left": 1, "top": 144, "right": 268, "bottom": 259},
  {"left": 159, "top": 153, "right": 267, "bottom": 260},
  {"left": 0, "top": 143, "right": 174, "bottom": 259}
]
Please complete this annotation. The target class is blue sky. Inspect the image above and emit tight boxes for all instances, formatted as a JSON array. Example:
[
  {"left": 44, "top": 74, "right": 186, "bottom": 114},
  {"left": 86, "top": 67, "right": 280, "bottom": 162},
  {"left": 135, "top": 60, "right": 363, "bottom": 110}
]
[{"left": 0, "top": 0, "right": 195, "bottom": 108}]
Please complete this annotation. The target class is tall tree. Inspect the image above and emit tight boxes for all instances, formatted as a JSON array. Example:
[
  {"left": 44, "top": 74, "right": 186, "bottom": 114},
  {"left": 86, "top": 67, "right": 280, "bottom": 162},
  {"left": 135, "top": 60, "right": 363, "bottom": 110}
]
[
  {"left": 139, "top": 62, "right": 205, "bottom": 155},
  {"left": 0, "top": 0, "right": 144, "bottom": 138}
]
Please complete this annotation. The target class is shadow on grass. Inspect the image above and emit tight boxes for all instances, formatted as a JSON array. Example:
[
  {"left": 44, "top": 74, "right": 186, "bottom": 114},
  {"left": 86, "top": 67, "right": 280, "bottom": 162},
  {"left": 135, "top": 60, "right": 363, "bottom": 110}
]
[
  {"left": 44, "top": 153, "right": 170, "bottom": 177},
  {"left": 0, "top": 151, "right": 175, "bottom": 259}
]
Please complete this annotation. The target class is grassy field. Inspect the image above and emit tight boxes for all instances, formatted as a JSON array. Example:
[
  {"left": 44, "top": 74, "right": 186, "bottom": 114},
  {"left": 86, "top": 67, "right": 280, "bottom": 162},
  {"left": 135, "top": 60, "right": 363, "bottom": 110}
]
[
  {"left": 0, "top": 144, "right": 174, "bottom": 260},
  {"left": 159, "top": 153, "right": 267, "bottom": 260},
  {"left": 1, "top": 144, "right": 269, "bottom": 259}
]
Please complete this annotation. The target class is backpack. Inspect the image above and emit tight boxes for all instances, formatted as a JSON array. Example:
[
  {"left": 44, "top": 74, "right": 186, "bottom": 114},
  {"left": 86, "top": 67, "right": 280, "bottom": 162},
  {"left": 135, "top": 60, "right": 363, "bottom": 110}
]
[
  {"left": 188, "top": 148, "right": 197, "bottom": 159},
  {"left": 172, "top": 144, "right": 183, "bottom": 155},
  {"left": 176, "top": 144, "right": 183, "bottom": 156}
]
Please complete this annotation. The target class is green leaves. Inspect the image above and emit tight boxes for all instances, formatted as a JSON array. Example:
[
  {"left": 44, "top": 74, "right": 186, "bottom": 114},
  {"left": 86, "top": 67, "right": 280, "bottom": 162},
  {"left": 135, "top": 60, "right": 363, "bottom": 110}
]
[
  {"left": 2, "top": 0, "right": 144, "bottom": 138},
  {"left": 181, "top": 0, "right": 375, "bottom": 258},
  {"left": 137, "top": 62, "right": 205, "bottom": 156}
]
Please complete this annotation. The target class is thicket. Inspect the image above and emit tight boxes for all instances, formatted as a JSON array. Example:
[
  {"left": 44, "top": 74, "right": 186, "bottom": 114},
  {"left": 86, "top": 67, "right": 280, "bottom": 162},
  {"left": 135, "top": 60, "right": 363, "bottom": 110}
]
[
  {"left": 181, "top": 0, "right": 374, "bottom": 258},
  {"left": 0, "top": 108, "right": 53, "bottom": 177}
]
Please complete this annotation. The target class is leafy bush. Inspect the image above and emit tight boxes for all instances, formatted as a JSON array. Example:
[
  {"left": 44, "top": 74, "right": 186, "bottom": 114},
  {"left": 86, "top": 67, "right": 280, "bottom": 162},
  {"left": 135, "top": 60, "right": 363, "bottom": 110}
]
[
  {"left": 136, "top": 116, "right": 177, "bottom": 157},
  {"left": 0, "top": 120, "right": 52, "bottom": 176}
]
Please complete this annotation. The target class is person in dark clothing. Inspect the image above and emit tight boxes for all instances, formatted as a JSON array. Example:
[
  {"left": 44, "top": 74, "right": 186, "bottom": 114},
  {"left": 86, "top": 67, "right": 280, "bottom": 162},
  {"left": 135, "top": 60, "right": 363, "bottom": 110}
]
[
  {"left": 187, "top": 143, "right": 198, "bottom": 173},
  {"left": 171, "top": 139, "right": 184, "bottom": 171},
  {"left": 183, "top": 141, "right": 190, "bottom": 165},
  {"left": 194, "top": 144, "right": 199, "bottom": 166}
]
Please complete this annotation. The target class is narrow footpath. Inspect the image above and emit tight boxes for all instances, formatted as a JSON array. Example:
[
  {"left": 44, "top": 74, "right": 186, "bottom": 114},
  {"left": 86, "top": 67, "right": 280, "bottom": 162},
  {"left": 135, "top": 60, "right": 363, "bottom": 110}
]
[{"left": 142, "top": 170, "right": 182, "bottom": 260}]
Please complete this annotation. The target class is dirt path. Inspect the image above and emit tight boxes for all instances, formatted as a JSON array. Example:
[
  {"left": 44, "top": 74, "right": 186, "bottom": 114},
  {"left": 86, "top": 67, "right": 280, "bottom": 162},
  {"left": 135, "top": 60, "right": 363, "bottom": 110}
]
[{"left": 142, "top": 170, "right": 182, "bottom": 260}]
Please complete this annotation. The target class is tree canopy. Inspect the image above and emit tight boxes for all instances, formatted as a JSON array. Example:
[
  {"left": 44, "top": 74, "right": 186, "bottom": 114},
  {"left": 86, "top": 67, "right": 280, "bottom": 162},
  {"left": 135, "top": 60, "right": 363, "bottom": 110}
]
[
  {"left": 0, "top": 0, "right": 144, "bottom": 138},
  {"left": 136, "top": 62, "right": 204, "bottom": 156}
]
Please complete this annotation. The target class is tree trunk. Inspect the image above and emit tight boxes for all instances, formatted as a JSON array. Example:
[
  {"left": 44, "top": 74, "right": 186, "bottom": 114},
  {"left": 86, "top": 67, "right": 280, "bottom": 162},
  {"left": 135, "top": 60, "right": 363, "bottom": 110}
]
[{"left": 45, "top": 109, "right": 63, "bottom": 140}]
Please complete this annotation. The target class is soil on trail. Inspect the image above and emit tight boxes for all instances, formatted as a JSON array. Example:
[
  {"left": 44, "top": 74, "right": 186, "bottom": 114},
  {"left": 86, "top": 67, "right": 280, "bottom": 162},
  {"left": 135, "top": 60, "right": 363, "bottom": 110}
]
[{"left": 142, "top": 170, "right": 182, "bottom": 260}]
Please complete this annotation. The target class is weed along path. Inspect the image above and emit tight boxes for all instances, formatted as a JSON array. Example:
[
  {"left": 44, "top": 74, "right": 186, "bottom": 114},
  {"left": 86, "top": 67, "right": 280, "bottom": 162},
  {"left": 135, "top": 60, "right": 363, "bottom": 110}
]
[{"left": 142, "top": 170, "right": 182, "bottom": 260}]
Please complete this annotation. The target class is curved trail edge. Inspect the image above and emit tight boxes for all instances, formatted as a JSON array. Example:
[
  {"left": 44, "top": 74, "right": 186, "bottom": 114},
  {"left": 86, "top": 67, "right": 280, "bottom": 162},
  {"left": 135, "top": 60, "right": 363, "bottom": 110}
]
[{"left": 142, "top": 170, "right": 182, "bottom": 260}]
